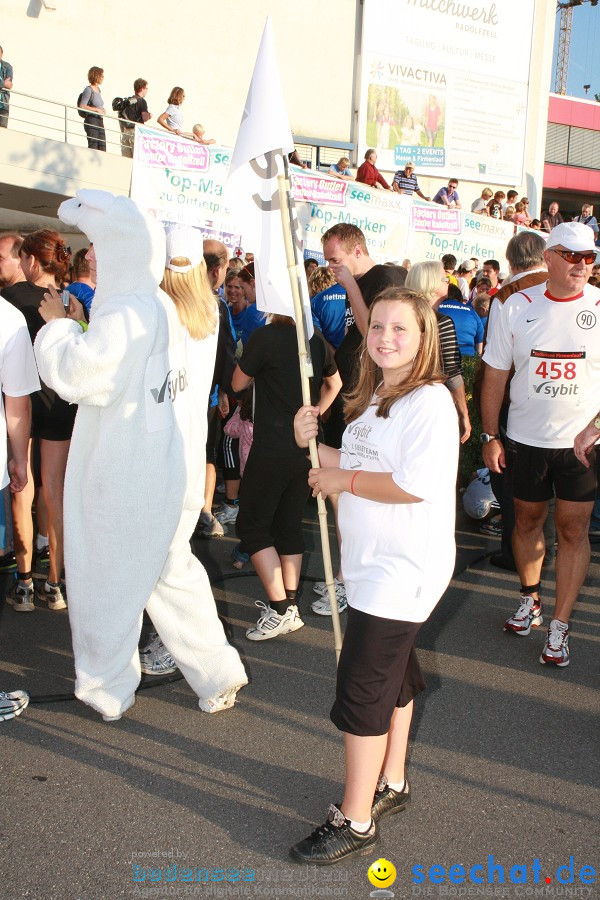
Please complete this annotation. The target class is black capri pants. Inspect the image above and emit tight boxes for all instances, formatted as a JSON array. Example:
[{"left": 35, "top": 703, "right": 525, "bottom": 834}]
[
  {"left": 236, "top": 450, "right": 310, "bottom": 557},
  {"left": 330, "top": 607, "right": 426, "bottom": 737}
]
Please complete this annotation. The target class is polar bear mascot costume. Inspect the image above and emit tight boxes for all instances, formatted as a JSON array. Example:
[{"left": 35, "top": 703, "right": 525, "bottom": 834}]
[{"left": 34, "top": 189, "right": 247, "bottom": 721}]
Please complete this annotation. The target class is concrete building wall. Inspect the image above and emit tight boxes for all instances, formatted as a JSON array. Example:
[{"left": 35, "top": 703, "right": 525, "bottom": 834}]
[
  {"left": 0, "top": 0, "right": 555, "bottom": 226},
  {"left": 0, "top": 0, "right": 357, "bottom": 147}
]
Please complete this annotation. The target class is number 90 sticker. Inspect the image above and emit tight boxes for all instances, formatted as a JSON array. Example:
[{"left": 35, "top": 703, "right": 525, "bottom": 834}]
[
  {"left": 528, "top": 349, "right": 586, "bottom": 403},
  {"left": 576, "top": 310, "right": 596, "bottom": 330}
]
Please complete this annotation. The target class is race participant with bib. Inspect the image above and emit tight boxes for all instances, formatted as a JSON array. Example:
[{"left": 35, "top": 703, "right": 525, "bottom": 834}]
[{"left": 481, "top": 222, "right": 600, "bottom": 668}]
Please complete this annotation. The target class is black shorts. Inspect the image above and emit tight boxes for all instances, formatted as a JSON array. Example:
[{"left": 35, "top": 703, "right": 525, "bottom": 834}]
[
  {"left": 505, "top": 438, "right": 598, "bottom": 503},
  {"left": 236, "top": 451, "right": 310, "bottom": 557},
  {"left": 31, "top": 392, "right": 76, "bottom": 442},
  {"left": 330, "top": 607, "right": 426, "bottom": 737}
]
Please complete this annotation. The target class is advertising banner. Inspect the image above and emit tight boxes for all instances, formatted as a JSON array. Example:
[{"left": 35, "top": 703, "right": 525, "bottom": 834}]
[
  {"left": 130, "top": 126, "right": 515, "bottom": 269},
  {"left": 359, "top": 0, "right": 536, "bottom": 185},
  {"left": 130, "top": 127, "right": 241, "bottom": 250}
]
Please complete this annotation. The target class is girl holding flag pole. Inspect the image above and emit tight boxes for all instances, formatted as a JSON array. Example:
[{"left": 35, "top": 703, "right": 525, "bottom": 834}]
[{"left": 290, "top": 287, "right": 459, "bottom": 864}]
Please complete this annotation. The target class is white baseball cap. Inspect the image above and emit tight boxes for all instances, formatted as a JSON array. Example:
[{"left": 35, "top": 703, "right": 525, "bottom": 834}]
[
  {"left": 546, "top": 221, "right": 596, "bottom": 252},
  {"left": 165, "top": 225, "right": 204, "bottom": 272}
]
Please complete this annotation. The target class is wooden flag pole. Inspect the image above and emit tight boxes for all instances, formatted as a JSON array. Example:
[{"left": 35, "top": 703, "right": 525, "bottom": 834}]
[{"left": 277, "top": 160, "right": 342, "bottom": 661}]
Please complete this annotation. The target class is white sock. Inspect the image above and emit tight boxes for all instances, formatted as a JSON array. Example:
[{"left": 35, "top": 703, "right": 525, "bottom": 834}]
[
  {"left": 387, "top": 778, "right": 406, "bottom": 793},
  {"left": 349, "top": 817, "right": 372, "bottom": 833},
  {"left": 36, "top": 534, "right": 49, "bottom": 551}
]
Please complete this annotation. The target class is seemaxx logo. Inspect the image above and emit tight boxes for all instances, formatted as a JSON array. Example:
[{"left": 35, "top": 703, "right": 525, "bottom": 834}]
[{"left": 411, "top": 856, "right": 596, "bottom": 887}]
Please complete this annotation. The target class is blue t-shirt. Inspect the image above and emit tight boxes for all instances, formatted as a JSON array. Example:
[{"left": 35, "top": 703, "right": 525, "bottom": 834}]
[
  {"left": 66, "top": 282, "right": 95, "bottom": 315},
  {"left": 230, "top": 303, "right": 265, "bottom": 348},
  {"left": 328, "top": 164, "right": 351, "bottom": 177},
  {"left": 433, "top": 186, "right": 460, "bottom": 206},
  {"left": 437, "top": 299, "right": 484, "bottom": 357},
  {"left": 311, "top": 284, "right": 347, "bottom": 349}
]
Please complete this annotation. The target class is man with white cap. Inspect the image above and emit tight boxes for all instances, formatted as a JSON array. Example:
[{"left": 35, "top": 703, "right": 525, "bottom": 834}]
[
  {"left": 391, "top": 161, "right": 430, "bottom": 201},
  {"left": 481, "top": 221, "right": 600, "bottom": 668}
]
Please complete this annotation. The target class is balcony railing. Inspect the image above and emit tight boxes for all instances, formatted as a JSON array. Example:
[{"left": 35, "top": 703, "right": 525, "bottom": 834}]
[
  {"left": 1, "top": 90, "right": 356, "bottom": 169},
  {"left": 1, "top": 88, "right": 131, "bottom": 155}
]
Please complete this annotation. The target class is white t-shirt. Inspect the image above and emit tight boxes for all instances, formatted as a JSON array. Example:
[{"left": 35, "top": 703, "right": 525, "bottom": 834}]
[
  {"left": 337, "top": 383, "right": 458, "bottom": 623},
  {"left": 164, "top": 104, "right": 183, "bottom": 131},
  {"left": 483, "top": 281, "right": 600, "bottom": 448},
  {"left": 0, "top": 298, "right": 41, "bottom": 489}
]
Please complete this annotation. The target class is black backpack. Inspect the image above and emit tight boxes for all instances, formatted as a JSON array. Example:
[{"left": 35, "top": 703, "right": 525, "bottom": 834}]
[
  {"left": 77, "top": 90, "right": 88, "bottom": 118},
  {"left": 112, "top": 95, "right": 136, "bottom": 119}
]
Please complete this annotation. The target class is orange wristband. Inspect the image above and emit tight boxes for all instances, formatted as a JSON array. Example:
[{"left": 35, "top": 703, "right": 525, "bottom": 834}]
[{"left": 350, "top": 471, "right": 360, "bottom": 495}]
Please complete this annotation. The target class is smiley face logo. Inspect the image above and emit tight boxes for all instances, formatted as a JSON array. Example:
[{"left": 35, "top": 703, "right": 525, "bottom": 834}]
[{"left": 368, "top": 858, "right": 397, "bottom": 888}]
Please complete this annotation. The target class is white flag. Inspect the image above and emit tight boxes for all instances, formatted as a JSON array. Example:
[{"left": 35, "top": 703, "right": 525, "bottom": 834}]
[{"left": 227, "top": 17, "right": 312, "bottom": 335}]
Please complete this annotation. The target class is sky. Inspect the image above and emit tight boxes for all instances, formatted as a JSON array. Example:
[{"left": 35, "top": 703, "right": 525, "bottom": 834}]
[{"left": 551, "top": 2, "right": 600, "bottom": 99}]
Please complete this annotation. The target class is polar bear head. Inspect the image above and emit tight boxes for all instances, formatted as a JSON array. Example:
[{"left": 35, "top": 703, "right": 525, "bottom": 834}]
[{"left": 58, "top": 190, "right": 166, "bottom": 308}]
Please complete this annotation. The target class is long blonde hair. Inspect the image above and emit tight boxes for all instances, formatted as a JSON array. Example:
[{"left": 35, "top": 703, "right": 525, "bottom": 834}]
[
  {"left": 161, "top": 259, "right": 217, "bottom": 340},
  {"left": 344, "top": 288, "right": 444, "bottom": 422}
]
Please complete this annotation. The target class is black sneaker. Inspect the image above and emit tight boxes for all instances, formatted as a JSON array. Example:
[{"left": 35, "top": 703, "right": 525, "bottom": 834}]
[
  {"left": 0, "top": 552, "right": 17, "bottom": 573},
  {"left": 289, "top": 804, "right": 378, "bottom": 865},
  {"left": 371, "top": 775, "right": 411, "bottom": 822},
  {"left": 32, "top": 546, "right": 50, "bottom": 578}
]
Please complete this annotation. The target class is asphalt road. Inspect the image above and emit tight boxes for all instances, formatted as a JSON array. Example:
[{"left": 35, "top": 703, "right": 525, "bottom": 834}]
[{"left": 1, "top": 504, "right": 598, "bottom": 900}]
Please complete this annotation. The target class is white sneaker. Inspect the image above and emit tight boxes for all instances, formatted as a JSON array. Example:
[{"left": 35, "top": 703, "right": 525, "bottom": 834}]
[
  {"left": 215, "top": 502, "right": 239, "bottom": 526},
  {"left": 540, "top": 620, "right": 570, "bottom": 667},
  {"left": 139, "top": 638, "right": 178, "bottom": 675},
  {"left": 198, "top": 682, "right": 247, "bottom": 713},
  {"left": 139, "top": 631, "right": 162, "bottom": 656},
  {"left": 36, "top": 580, "right": 67, "bottom": 611},
  {"left": 313, "top": 577, "right": 345, "bottom": 598},
  {"left": 0, "top": 690, "right": 29, "bottom": 721},
  {"left": 5, "top": 580, "right": 35, "bottom": 613},
  {"left": 311, "top": 591, "right": 348, "bottom": 616},
  {"left": 503, "top": 595, "right": 543, "bottom": 636},
  {"left": 245, "top": 601, "right": 304, "bottom": 641}
]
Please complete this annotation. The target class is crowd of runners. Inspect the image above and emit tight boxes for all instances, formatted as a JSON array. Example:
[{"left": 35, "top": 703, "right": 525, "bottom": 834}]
[{"left": 0, "top": 175, "right": 598, "bottom": 863}]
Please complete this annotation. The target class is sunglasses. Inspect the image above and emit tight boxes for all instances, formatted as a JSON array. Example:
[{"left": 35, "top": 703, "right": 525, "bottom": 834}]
[{"left": 551, "top": 249, "right": 596, "bottom": 265}]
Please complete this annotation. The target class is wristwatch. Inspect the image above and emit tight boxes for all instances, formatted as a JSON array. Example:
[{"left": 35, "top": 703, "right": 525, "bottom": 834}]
[
  {"left": 480, "top": 433, "right": 500, "bottom": 444},
  {"left": 594, "top": 414, "right": 600, "bottom": 431}
]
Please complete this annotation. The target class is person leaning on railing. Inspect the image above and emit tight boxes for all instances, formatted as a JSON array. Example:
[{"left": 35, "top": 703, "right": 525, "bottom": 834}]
[
  {"left": 78, "top": 66, "right": 106, "bottom": 152},
  {"left": 0, "top": 45, "right": 13, "bottom": 129}
]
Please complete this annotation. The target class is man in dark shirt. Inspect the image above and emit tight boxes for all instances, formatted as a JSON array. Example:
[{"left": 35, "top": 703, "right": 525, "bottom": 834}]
[
  {"left": 321, "top": 224, "right": 407, "bottom": 395},
  {"left": 119, "top": 78, "right": 152, "bottom": 158},
  {"left": 541, "top": 201, "right": 564, "bottom": 234}
]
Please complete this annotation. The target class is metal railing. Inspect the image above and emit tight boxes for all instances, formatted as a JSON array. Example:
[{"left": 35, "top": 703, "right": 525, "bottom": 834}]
[
  {"left": 293, "top": 135, "right": 356, "bottom": 171},
  {"left": 1, "top": 90, "right": 357, "bottom": 167},
  {"left": 1, "top": 88, "right": 131, "bottom": 155}
]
